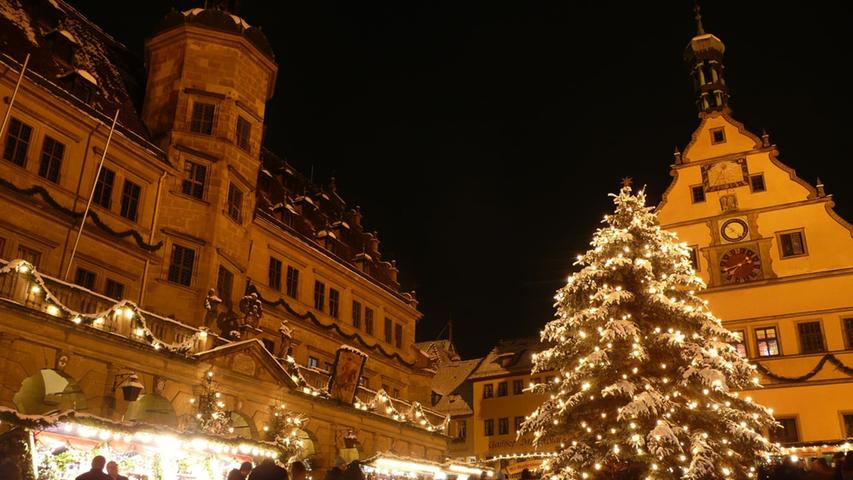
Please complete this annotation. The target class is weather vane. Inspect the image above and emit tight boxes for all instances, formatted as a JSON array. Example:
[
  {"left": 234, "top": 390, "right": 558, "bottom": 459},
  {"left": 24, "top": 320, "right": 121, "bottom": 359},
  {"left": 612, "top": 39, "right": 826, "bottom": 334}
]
[{"left": 621, "top": 177, "right": 633, "bottom": 188}]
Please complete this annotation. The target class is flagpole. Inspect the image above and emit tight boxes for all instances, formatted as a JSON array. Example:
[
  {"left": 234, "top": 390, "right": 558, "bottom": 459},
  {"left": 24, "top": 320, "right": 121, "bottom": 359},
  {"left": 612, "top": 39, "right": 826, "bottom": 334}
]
[
  {"left": 64, "top": 109, "right": 120, "bottom": 280},
  {"left": 0, "top": 54, "right": 30, "bottom": 141}
]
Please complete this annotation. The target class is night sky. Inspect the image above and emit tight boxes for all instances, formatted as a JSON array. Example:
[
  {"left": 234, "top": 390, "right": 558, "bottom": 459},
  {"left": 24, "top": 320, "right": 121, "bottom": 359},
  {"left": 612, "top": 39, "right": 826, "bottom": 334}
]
[{"left": 75, "top": 1, "right": 853, "bottom": 358}]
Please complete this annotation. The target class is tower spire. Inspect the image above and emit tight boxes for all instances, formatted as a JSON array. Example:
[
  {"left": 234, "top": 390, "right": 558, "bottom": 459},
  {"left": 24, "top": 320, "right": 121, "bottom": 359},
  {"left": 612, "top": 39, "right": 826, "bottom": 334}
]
[
  {"left": 694, "top": 2, "right": 705, "bottom": 35},
  {"left": 684, "top": 4, "right": 729, "bottom": 116}
]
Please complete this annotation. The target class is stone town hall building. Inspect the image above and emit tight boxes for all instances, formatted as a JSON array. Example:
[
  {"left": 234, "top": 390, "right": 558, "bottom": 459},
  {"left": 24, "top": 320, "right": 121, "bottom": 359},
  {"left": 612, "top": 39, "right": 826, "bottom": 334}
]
[{"left": 0, "top": 0, "right": 448, "bottom": 476}]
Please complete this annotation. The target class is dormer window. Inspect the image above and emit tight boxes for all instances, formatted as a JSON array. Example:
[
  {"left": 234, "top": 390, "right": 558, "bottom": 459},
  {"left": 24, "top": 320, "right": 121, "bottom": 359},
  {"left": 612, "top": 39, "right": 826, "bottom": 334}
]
[
  {"left": 45, "top": 30, "right": 78, "bottom": 66},
  {"left": 59, "top": 70, "right": 97, "bottom": 104}
]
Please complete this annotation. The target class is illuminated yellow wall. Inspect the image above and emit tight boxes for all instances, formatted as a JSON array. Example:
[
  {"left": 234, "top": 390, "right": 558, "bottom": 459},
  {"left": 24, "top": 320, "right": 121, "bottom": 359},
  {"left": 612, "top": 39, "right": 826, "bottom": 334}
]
[{"left": 658, "top": 111, "right": 853, "bottom": 443}]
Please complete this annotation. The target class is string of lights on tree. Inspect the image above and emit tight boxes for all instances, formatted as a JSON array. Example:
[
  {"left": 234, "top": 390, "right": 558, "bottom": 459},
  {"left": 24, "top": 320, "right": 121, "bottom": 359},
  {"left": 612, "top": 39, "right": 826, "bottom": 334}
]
[
  {"left": 190, "top": 370, "right": 234, "bottom": 436},
  {"left": 263, "top": 403, "right": 310, "bottom": 458},
  {"left": 354, "top": 388, "right": 450, "bottom": 433},
  {"left": 518, "top": 185, "right": 780, "bottom": 480}
]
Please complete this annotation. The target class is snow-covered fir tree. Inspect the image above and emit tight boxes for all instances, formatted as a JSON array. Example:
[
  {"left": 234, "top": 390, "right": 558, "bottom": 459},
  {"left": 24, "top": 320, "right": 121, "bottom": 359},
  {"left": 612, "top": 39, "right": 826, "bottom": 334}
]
[{"left": 521, "top": 185, "right": 779, "bottom": 480}]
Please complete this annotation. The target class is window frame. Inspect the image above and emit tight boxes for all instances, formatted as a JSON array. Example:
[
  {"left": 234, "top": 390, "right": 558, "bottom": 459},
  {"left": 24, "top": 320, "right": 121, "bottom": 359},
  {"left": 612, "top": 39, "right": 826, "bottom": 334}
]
[
  {"left": 749, "top": 173, "right": 766, "bottom": 193},
  {"left": 512, "top": 379, "right": 524, "bottom": 395},
  {"left": 3, "top": 117, "right": 32, "bottom": 167},
  {"left": 498, "top": 417, "right": 509, "bottom": 436},
  {"left": 92, "top": 167, "right": 116, "bottom": 209},
  {"left": 226, "top": 183, "right": 243, "bottom": 223},
  {"left": 285, "top": 266, "right": 299, "bottom": 298},
  {"left": 795, "top": 320, "right": 826, "bottom": 354},
  {"left": 120, "top": 179, "right": 142, "bottom": 222},
  {"left": 497, "top": 381, "right": 508, "bottom": 397},
  {"left": 514, "top": 416, "right": 524, "bottom": 432},
  {"left": 483, "top": 384, "right": 494, "bottom": 399},
  {"left": 313, "top": 280, "right": 325, "bottom": 311},
  {"left": 365, "top": 307, "right": 374, "bottom": 335},
  {"left": 710, "top": 126, "right": 726, "bottom": 145},
  {"left": 167, "top": 243, "right": 196, "bottom": 287},
  {"left": 181, "top": 160, "right": 207, "bottom": 200},
  {"left": 268, "top": 257, "right": 283, "bottom": 291},
  {"left": 74, "top": 267, "right": 96, "bottom": 290},
  {"left": 484, "top": 419, "right": 494, "bottom": 437},
  {"left": 688, "top": 245, "right": 700, "bottom": 271},
  {"left": 216, "top": 265, "right": 234, "bottom": 305},
  {"left": 690, "top": 184, "right": 706, "bottom": 204},
  {"left": 105, "top": 278, "right": 125, "bottom": 300},
  {"left": 843, "top": 317, "right": 853, "bottom": 350},
  {"left": 842, "top": 411, "right": 853, "bottom": 438},
  {"left": 754, "top": 326, "right": 781, "bottom": 357},
  {"left": 770, "top": 416, "right": 800, "bottom": 444},
  {"left": 307, "top": 356, "right": 319, "bottom": 369},
  {"left": 730, "top": 329, "right": 748, "bottom": 358},
  {"left": 776, "top": 228, "right": 808, "bottom": 259},
  {"left": 38, "top": 135, "right": 64, "bottom": 183},
  {"left": 236, "top": 116, "right": 252, "bottom": 152},
  {"left": 16, "top": 245, "right": 42, "bottom": 268},
  {"left": 352, "top": 300, "right": 362, "bottom": 328},
  {"left": 190, "top": 101, "right": 216, "bottom": 135},
  {"left": 329, "top": 288, "right": 340, "bottom": 318}
]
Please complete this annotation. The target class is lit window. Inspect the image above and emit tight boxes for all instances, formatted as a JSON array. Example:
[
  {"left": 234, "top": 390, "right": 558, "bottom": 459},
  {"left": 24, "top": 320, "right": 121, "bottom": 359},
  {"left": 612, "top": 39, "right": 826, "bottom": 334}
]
[
  {"left": 797, "top": 321, "right": 825, "bottom": 354},
  {"left": 755, "top": 327, "right": 780, "bottom": 357},
  {"left": 778, "top": 230, "right": 807, "bottom": 258},
  {"left": 730, "top": 330, "right": 748, "bottom": 357},
  {"left": 307, "top": 356, "right": 318, "bottom": 369}
]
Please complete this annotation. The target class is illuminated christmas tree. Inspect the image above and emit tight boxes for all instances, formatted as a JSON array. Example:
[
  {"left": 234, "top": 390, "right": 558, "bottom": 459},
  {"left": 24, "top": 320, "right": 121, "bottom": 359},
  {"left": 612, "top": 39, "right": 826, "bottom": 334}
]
[
  {"left": 191, "top": 371, "right": 233, "bottom": 435},
  {"left": 521, "top": 185, "right": 778, "bottom": 480}
]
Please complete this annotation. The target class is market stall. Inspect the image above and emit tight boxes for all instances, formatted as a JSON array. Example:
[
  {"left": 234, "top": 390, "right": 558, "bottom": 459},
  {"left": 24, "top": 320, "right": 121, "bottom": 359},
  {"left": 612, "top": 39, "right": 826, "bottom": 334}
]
[
  {"left": 361, "top": 453, "right": 493, "bottom": 480},
  {"left": 0, "top": 407, "right": 281, "bottom": 480}
]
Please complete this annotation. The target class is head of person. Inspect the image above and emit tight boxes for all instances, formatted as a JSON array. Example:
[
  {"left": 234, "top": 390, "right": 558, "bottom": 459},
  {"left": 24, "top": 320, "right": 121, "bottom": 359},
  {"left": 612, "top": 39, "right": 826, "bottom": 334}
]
[
  {"left": 240, "top": 461, "right": 253, "bottom": 476},
  {"left": 480, "top": 471, "right": 488, "bottom": 479},
  {"left": 91, "top": 456, "right": 106, "bottom": 472},
  {"left": 106, "top": 461, "right": 118, "bottom": 476},
  {"left": 520, "top": 469, "right": 533, "bottom": 480},
  {"left": 334, "top": 457, "right": 347, "bottom": 471},
  {"left": 291, "top": 461, "right": 308, "bottom": 480}
]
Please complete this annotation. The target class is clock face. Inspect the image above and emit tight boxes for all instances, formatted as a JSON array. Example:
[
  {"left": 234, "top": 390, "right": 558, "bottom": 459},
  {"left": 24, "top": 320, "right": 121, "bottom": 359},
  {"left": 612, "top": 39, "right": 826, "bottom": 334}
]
[
  {"left": 719, "top": 248, "right": 762, "bottom": 284},
  {"left": 720, "top": 218, "right": 749, "bottom": 242}
]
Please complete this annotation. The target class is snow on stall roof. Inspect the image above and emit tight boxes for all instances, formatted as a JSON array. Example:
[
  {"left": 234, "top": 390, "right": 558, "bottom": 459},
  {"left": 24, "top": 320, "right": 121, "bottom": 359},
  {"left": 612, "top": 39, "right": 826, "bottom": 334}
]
[{"left": 0, "top": 0, "right": 37, "bottom": 45}]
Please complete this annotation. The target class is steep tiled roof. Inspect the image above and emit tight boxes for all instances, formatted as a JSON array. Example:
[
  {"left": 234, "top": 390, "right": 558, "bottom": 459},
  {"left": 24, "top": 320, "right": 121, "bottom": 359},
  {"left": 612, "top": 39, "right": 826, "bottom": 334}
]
[
  {"left": 0, "top": 0, "right": 157, "bottom": 150},
  {"left": 431, "top": 358, "right": 483, "bottom": 396},
  {"left": 469, "top": 338, "right": 546, "bottom": 380}
]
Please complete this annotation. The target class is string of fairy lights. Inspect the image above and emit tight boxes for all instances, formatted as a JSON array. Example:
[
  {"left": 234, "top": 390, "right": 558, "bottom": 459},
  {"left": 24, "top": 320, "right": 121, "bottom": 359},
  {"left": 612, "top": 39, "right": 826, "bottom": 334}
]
[{"left": 355, "top": 388, "right": 450, "bottom": 433}]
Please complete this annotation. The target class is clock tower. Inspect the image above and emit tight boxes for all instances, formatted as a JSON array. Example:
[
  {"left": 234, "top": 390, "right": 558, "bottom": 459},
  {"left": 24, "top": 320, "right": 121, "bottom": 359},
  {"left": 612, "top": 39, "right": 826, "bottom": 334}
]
[{"left": 657, "top": 7, "right": 853, "bottom": 447}]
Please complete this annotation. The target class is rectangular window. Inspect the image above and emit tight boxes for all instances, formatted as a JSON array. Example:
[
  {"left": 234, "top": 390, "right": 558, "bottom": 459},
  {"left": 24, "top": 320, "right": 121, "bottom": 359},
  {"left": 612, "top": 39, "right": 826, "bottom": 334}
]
[
  {"left": 217, "top": 265, "right": 233, "bottom": 304},
  {"left": 313, "top": 280, "right": 325, "bottom": 311},
  {"left": 514, "top": 416, "right": 524, "bottom": 432},
  {"left": 307, "top": 356, "right": 319, "bottom": 369},
  {"left": 74, "top": 268, "right": 96, "bottom": 290},
  {"left": 16, "top": 245, "right": 41, "bottom": 268},
  {"left": 360, "top": 376, "right": 369, "bottom": 388},
  {"left": 770, "top": 417, "right": 799, "bottom": 444},
  {"left": 227, "top": 183, "right": 243, "bottom": 222},
  {"left": 262, "top": 339, "right": 274, "bottom": 353},
  {"left": 236, "top": 116, "right": 251, "bottom": 151},
  {"left": 845, "top": 318, "right": 853, "bottom": 349},
  {"left": 797, "top": 321, "right": 825, "bottom": 354},
  {"left": 710, "top": 127, "right": 726, "bottom": 144},
  {"left": 120, "top": 180, "right": 141, "bottom": 222},
  {"left": 268, "top": 257, "right": 282, "bottom": 290},
  {"left": 498, "top": 418, "right": 509, "bottom": 435},
  {"left": 395, "top": 323, "right": 403, "bottom": 348},
  {"left": 105, "top": 279, "right": 125, "bottom": 300},
  {"left": 755, "top": 327, "right": 780, "bottom": 357},
  {"left": 483, "top": 384, "right": 493, "bottom": 399},
  {"left": 181, "top": 161, "right": 207, "bottom": 199},
  {"left": 455, "top": 420, "right": 467, "bottom": 440},
  {"left": 497, "top": 381, "right": 508, "bottom": 397},
  {"left": 329, "top": 288, "right": 340, "bottom": 318},
  {"left": 352, "top": 300, "right": 362, "bottom": 328},
  {"left": 365, "top": 308, "right": 374, "bottom": 335},
  {"left": 285, "top": 266, "right": 299, "bottom": 298},
  {"left": 691, "top": 185, "right": 706, "bottom": 203},
  {"left": 844, "top": 413, "right": 853, "bottom": 438},
  {"left": 730, "top": 330, "right": 748, "bottom": 357},
  {"left": 778, "top": 230, "right": 807, "bottom": 258},
  {"left": 3, "top": 118, "right": 32, "bottom": 166},
  {"left": 688, "top": 246, "right": 700, "bottom": 271},
  {"left": 384, "top": 318, "right": 393, "bottom": 343},
  {"left": 513, "top": 379, "right": 524, "bottom": 395},
  {"left": 484, "top": 419, "right": 494, "bottom": 437},
  {"left": 393, "top": 388, "right": 400, "bottom": 398},
  {"left": 93, "top": 168, "right": 115, "bottom": 209},
  {"left": 190, "top": 102, "right": 215, "bottom": 135},
  {"left": 750, "top": 173, "right": 766, "bottom": 192},
  {"left": 38, "top": 136, "right": 64, "bottom": 183},
  {"left": 0, "top": 237, "right": 5, "bottom": 258},
  {"left": 168, "top": 244, "right": 195, "bottom": 286}
]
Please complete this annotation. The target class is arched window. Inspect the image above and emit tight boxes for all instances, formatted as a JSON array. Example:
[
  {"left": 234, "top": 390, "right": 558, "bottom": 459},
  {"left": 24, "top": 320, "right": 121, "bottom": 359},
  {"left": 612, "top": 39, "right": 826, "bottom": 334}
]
[
  {"left": 13, "top": 369, "right": 87, "bottom": 414},
  {"left": 230, "top": 411, "right": 256, "bottom": 439},
  {"left": 124, "top": 393, "right": 178, "bottom": 427}
]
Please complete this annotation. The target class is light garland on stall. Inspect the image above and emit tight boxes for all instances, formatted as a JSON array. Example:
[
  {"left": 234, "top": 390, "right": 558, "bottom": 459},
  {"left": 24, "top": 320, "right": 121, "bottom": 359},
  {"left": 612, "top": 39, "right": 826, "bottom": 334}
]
[
  {"left": 0, "top": 259, "right": 208, "bottom": 353},
  {"left": 485, "top": 452, "right": 559, "bottom": 463},
  {"left": 281, "top": 355, "right": 329, "bottom": 398},
  {"left": 354, "top": 388, "right": 450, "bottom": 433}
]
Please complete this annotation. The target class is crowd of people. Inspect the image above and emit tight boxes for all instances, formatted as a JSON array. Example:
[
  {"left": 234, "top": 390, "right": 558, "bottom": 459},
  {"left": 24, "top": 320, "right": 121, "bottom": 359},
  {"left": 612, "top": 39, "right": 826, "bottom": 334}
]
[{"left": 759, "top": 452, "right": 853, "bottom": 480}]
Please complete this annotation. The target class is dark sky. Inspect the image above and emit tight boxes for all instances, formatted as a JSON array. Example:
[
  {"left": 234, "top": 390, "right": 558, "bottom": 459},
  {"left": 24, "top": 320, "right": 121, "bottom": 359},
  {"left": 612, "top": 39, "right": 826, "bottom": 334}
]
[{"left": 75, "top": 1, "right": 853, "bottom": 358}]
